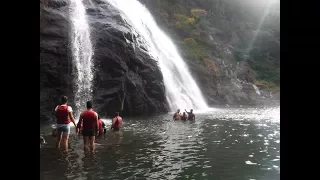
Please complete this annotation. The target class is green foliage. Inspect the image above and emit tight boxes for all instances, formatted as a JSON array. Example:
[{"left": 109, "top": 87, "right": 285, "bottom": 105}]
[
  {"left": 142, "top": 0, "right": 279, "bottom": 86},
  {"left": 158, "top": 10, "right": 169, "bottom": 24},
  {"left": 255, "top": 80, "right": 280, "bottom": 92},
  {"left": 173, "top": 14, "right": 194, "bottom": 34},
  {"left": 191, "top": 9, "right": 208, "bottom": 18},
  {"left": 183, "top": 38, "right": 208, "bottom": 60},
  {"left": 247, "top": 49, "right": 280, "bottom": 85},
  {"left": 233, "top": 49, "right": 249, "bottom": 62}
]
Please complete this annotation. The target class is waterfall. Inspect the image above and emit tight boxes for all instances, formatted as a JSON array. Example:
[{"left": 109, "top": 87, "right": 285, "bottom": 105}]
[
  {"left": 252, "top": 84, "right": 261, "bottom": 95},
  {"left": 106, "top": 0, "right": 208, "bottom": 111},
  {"left": 69, "top": 0, "right": 94, "bottom": 117}
]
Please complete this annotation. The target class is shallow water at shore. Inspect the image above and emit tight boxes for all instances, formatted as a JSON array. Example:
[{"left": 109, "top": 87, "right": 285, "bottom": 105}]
[{"left": 40, "top": 106, "right": 280, "bottom": 180}]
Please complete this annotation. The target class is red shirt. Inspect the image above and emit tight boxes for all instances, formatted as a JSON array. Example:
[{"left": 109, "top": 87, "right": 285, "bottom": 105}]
[
  {"left": 98, "top": 119, "right": 103, "bottom": 133},
  {"left": 56, "top": 105, "right": 70, "bottom": 124},
  {"left": 81, "top": 110, "right": 98, "bottom": 129}
]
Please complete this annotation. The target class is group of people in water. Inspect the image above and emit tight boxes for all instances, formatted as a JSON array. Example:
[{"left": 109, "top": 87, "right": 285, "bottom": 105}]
[
  {"left": 173, "top": 109, "right": 195, "bottom": 121},
  {"left": 53, "top": 95, "right": 122, "bottom": 153},
  {"left": 52, "top": 96, "right": 195, "bottom": 153}
]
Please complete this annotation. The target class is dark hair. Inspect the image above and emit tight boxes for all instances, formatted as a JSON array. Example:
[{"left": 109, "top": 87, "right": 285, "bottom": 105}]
[
  {"left": 61, "top": 96, "right": 68, "bottom": 104},
  {"left": 86, "top": 101, "right": 93, "bottom": 109},
  {"left": 98, "top": 115, "right": 100, "bottom": 119},
  {"left": 115, "top": 112, "right": 119, "bottom": 116}
]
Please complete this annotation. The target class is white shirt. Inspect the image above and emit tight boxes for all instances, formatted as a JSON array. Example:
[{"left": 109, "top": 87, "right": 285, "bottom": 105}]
[{"left": 55, "top": 104, "right": 73, "bottom": 112}]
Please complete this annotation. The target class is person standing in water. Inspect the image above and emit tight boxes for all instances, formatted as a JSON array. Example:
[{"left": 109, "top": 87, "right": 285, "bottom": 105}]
[
  {"left": 185, "top": 109, "right": 195, "bottom": 121},
  {"left": 55, "top": 95, "right": 77, "bottom": 152},
  {"left": 111, "top": 112, "right": 123, "bottom": 131},
  {"left": 77, "top": 101, "right": 99, "bottom": 153},
  {"left": 173, "top": 109, "right": 181, "bottom": 120},
  {"left": 181, "top": 112, "right": 188, "bottom": 120},
  {"left": 97, "top": 115, "right": 106, "bottom": 135}
]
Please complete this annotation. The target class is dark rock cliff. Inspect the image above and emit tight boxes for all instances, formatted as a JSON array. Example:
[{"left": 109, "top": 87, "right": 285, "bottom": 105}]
[
  {"left": 40, "top": 0, "right": 168, "bottom": 121},
  {"left": 85, "top": 0, "right": 168, "bottom": 116},
  {"left": 40, "top": 0, "right": 73, "bottom": 121}
]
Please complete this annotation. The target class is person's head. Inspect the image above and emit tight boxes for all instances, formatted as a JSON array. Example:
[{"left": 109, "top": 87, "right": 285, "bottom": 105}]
[
  {"left": 115, "top": 112, "right": 119, "bottom": 117},
  {"left": 183, "top": 112, "right": 186, "bottom": 115},
  {"left": 86, "top": 101, "right": 93, "bottom": 109},
  {"left": 190, "top": 109, "right": 193, "bottom": 113},
  {"left": 61, "top": 95, "right": 68, "bottom": 104},
  {"left": 177, "top": 109, "right": 180, "bottom": 113}
]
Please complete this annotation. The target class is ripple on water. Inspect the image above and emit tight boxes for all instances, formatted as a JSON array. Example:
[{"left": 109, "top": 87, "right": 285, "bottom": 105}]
[{"left": 245, "top": 161, "right": 258, "bottom": 165}]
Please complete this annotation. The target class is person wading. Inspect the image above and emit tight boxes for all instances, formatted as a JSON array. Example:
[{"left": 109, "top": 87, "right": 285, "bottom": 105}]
[
  {"left": 97, "top": 115, "right": 106, "bottom": 135},
  {"left": 111, "top": 112, "right": 123, "bottom": 131},
  {"left": 185, "top": 109, "right": 195, "bottom": 121},
  {"left": 173, "top": 109, "right": 181, "bottom": 120},
  {"left": 77, "top": 101, "right": 99, "bottom": 153},
  {"left": 181, "top": 112, "right": 188, "bottom": 120},
  {"left": 55, "top": 95, "right": 77, "bottom": 152}
]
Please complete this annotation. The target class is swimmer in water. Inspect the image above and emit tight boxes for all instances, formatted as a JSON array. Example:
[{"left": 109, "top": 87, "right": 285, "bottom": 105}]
[{"left": 173, "top": 109, "right": 181, "bottom": 120}]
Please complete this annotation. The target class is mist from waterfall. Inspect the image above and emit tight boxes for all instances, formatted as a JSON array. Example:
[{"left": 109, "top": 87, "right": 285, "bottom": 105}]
[
  {"left": 106, "top": 0, "right": 208, "bottom": 111},
  {"left": 69, "top": 0, "right": 94, "bottom": 117}
]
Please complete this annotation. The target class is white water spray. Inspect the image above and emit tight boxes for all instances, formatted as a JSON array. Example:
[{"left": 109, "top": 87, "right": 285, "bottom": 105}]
[
  {"left": 106, "top": 0, "right": 208, "bottom": 111},
  {"left": 69, "top": 0, "right": 94, "bottom": 117},
  {"left": 252, "top": 84, "right": 261, "bottom": 95}
]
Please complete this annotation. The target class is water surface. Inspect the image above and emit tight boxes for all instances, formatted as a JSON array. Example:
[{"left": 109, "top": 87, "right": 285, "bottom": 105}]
[{"left": 40, "top": 107, "right": 280, "bottom": 180}]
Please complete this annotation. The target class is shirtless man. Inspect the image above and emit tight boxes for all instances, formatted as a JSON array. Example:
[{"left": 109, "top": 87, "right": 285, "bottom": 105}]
[
  {"left": 173, "top": 109, "right": 181, "bottom": 120},
  {"left": 181, "top": 112, "right": 187, "bottom": 120},
  {"left": 185, "top": 109, "right": 195, "bottom": 121}
]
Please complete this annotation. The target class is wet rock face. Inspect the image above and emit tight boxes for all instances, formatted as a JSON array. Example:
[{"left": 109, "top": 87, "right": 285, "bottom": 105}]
[
  {"left": 40, "top": 0, "right": 169, "bottom": 120},
  {"left": 40, "top": 0, "right": 73, "bottom": 121},
  {"left": 85, "top": 0, "right": 169, "bottom": 116}
]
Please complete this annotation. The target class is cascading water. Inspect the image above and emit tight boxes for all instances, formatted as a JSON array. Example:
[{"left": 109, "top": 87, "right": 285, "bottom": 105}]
[
  {"left": 69, "top": 0, "right": 94, "bottom": 117},
  {"left": 106, "top": 0, "right": 208, "bottom": 111},
  {"left": 252, "top": 84, "right": 261, "bottom": 95}
]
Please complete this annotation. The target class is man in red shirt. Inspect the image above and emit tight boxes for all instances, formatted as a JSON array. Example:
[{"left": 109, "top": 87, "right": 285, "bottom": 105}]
[
  {"left": 111, "top": 112, "right": 123, "bottom": 131},
  {"left": 55, "top": 95, "right": 76, "bottom": 152},
  {"left": 77, "top": 101, "right": 99, "bottom": 153}
]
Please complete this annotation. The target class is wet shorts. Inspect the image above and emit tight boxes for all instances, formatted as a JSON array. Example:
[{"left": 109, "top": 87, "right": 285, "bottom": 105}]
[
  {"left": 56, "top": 124, "right": 70, "bottom": 135},
  {"left": 82, "top": 128, "right": 97, "bottom": 136}
]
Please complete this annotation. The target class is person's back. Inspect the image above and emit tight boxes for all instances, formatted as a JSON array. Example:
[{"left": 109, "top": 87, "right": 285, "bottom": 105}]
[
  {"left": 82, "top": 110, "right": 98, "bottom": 133},
  {"left": 77, "top": 101, "right": 99, "bottom": 153},
  {"left": 98, "top": 116, "right": 104, "bottom": 135},
  {"left": 55, "top": 95, "right": 76, "bottom": 152},
  {"left": 56, "top": 105, "right": 70, "bottom": 124},
  {"left": 112, "top": 112, "right": 123, "bottom": 131}
]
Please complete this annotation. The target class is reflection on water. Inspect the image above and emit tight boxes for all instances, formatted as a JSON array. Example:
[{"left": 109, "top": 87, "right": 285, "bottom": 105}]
[{"left": 40, "top": 107, "right": 280, "bottom": 180}]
